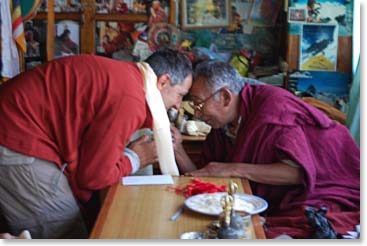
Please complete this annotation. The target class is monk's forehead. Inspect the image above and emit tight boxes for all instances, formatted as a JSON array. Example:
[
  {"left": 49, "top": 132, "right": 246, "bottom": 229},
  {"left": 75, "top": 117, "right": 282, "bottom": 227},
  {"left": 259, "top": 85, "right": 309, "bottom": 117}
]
[{"left": 190, "top": 78, "right": 209, "bottom": 99}]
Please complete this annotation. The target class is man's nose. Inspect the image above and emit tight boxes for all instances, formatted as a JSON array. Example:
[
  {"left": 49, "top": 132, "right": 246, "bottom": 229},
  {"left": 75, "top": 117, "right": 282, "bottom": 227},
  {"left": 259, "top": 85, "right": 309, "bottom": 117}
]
[{"left": 174, "top": 101, "right": 182, "bottom": 110}]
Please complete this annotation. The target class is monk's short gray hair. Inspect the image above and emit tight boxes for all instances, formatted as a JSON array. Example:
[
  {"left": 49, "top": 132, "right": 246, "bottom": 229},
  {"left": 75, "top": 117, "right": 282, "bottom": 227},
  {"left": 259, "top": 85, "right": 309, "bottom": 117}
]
[{"left": 194, "top": 60, "right": 246, "bottom": 94}]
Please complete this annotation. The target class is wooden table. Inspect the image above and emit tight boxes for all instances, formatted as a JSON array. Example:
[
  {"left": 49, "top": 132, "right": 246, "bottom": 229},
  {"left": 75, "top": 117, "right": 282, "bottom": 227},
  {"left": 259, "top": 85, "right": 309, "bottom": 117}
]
[{"left": 90, "top": 176, "right": 266, "bottom": 239}]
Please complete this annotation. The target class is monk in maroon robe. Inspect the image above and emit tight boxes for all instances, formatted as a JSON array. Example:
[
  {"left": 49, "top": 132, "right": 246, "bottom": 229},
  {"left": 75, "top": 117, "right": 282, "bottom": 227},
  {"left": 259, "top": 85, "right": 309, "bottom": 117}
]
[{"left": 173, "top": 60, "right": 360, "bottom": 239}]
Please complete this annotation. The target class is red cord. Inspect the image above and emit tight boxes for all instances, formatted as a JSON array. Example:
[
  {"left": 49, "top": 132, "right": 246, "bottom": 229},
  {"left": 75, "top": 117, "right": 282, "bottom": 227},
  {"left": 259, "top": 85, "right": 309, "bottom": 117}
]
[{"left": 167, "top": 178, "right": 226, "bottom": 197}]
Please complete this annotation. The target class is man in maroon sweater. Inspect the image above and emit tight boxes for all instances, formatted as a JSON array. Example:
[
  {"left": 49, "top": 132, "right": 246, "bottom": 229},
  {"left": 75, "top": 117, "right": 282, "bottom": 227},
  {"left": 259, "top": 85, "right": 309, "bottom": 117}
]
[
  {"left": 0, "top": 49, "right": 192, "bottom": 238},
  {"left": 173, "top": 60, "right": 359, "bottom": 239}
]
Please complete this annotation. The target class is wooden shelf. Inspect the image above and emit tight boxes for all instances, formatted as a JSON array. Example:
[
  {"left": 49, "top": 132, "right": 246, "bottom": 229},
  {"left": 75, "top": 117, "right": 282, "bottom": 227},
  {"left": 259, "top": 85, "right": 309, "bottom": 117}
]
[
  {"left": 30, "top": 0, "right": 149, "bottom": 60},
  {"left": 34, "top": 12, "right": 81, "bottom": 21},
  {"left": 34, "top": 13, "right": 148, "bottom": 22},
  {"left": 182, "top": 135, "right": 207, "bottom": 142},
  {"left": 95, "top": 14, "right": 147, "bottom": 22}
]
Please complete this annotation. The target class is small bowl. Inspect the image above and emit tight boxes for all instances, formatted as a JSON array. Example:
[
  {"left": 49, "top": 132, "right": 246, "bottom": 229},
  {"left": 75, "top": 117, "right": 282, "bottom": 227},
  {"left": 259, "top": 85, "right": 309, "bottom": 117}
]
[{"left": 180, "top": 231, "right": 204, "bottom": 239}]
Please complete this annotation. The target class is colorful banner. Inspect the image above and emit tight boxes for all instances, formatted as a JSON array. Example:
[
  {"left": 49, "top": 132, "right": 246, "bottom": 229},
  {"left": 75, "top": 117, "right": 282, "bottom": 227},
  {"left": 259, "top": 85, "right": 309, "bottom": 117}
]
[{"left": 12, "top": 0, "right": 26, "bottom": 52}]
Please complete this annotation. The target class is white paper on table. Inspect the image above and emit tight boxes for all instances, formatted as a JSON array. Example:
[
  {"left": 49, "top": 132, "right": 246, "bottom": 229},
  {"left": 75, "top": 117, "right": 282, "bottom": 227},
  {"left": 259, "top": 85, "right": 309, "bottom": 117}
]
[{"left": 122, "top": 175, "right": 174, "bottom": 186}]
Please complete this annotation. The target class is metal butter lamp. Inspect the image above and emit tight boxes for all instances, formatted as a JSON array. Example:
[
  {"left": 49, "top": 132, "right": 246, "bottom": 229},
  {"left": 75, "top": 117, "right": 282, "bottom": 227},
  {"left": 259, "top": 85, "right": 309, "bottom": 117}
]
[
  {"left": 183, "top": 180, "right": 252, "bottom": 239},
  {"left": 217, "top": 181, "right": 248, "bottom": 239}
]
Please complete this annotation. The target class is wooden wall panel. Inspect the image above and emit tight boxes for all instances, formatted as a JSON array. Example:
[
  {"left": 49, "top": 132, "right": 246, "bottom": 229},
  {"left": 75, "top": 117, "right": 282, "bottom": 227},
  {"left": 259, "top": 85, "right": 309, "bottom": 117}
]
[
  {"left": 47, "top": 0, "right": 54, "bottom": 61},
  {"left": 286, "top": 34, "right": 299, "bottom": 71},
  {"left": 80, "top": 0, "right": 96, "bottom": 54},
  {"left": 336, "top": 36, "right": 352, "bottom": 73}
]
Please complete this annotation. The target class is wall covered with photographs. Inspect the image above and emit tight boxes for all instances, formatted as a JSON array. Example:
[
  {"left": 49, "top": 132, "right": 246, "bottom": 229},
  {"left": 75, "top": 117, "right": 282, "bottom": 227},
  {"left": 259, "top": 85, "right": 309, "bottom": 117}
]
[
  {"left": 288, "top": 0, "right": 353, "bottom": 36},
  {"left": 0, "top": 0, "right": 356, "bottom": 119},
  {"left": 285, "top": 0, "right": 354, "bottom": 112},
  {"left": 21, "top": 0, "right": 174, "bottom": 69},
  {"left": 3, "top": 0, "right": 355, "bottom": 107},
  {"left": 179, "top": 0, "right": 285, "bottom": 72},
  {"left": 286, "top": 0, "right": 353, "bottom": 74},
  {"left": 18, "top": 0, "right": 286, "bottom": 74},
  {"left": 19, "top": 0, "right": 282, "bottom": 69}
]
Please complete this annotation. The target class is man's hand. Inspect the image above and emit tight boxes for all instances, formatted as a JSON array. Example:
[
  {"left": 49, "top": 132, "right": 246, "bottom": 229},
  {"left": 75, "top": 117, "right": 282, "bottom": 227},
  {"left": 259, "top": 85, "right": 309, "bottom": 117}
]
[
  {"left": 186, "top": 162, "right": 304, "bottom": 185},
  {"left": 129, "top": 135, "right": 158, "bottom": 168},
  {"left": 170, "top": 126, "right": 183, "bottom": 151},
  {"left": 185, "top": 162, "right": 234, "bottom": 177},
  {"left": 0, "top": 233, "right": 16, "bottom": 239},
  {"left": 170, "top": 126, "right": 198, "bottom": 173}
]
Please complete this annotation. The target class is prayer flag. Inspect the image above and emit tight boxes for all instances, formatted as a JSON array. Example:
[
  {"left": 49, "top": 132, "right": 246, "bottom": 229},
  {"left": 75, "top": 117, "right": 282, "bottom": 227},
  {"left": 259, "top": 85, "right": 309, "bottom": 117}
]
[{"left": 11, "top": 0, "right": 26, "bottom": 52}]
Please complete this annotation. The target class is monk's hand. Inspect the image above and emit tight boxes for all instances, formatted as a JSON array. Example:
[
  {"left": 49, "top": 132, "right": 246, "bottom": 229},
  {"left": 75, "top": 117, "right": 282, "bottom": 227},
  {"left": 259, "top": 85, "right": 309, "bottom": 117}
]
[
  {"left": 185, "top": 162, "right": 234, "bottom": 177},
  {"left": 0, "top": 233, "right": 16, "bottom": 239},
  {"left": 170, "top": 126, "right": 183, "bottom": 151},
  {"left": 129, "top": 135, "right": 158, "bottom": 168}
]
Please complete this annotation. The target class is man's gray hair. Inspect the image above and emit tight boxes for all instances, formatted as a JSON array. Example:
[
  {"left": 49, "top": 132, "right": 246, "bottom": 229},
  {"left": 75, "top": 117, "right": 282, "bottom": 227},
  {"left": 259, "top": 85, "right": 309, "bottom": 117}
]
[
  {"left": 145, "top": 48, "right": 193, "bottom": 86},
  {"left": 194, "top": 60, "right": 263, "bottom": 94}
]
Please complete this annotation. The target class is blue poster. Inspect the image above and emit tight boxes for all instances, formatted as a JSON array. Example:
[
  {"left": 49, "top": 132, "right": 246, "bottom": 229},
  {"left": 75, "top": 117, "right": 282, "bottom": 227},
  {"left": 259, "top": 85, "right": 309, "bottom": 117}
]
[
  {"left": 288, "top": 0, "right": 353, "bottom": 36},
  {"left": 289, "top": 70, "right": 351, "bottom": 111},
  {"left": 300, "top": 24, "right": 338, "bottom": 71}
]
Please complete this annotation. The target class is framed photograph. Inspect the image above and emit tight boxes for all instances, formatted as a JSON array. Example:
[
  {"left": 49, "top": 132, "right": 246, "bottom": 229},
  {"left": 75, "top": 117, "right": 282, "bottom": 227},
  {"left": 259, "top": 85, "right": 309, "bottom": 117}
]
[
  {"left": 232, "top": 0, "right": 253, "bottom": 22},
  {"left": 181, "top": 0, "right": 232, "bottom": 30},
  {"left": 148, "top": 0, "right": 169, "bottom": 27},
  {"left": 24, "top": 20, "right": 47, "bottom": 70},
  {"left": 288, "top": 70, "right": 350, "bottom": 111},
  {"left": 96, "top": 0, "right": 148, "bottom": 14},
  {"left": 288, "top": 7, "right": 307, "bottom": 23},
  {"left": 299, "top": 23, "right": 338, "bottom": 71},
  {"left": 39, "top": 0, "right": 81, "bottom": 12},
  {"left": 223, "top": 0, "right": 254, "bottom": 33},
  {"left": 55, "top": 0, "right": 81, "bottom": 12},
  {"left": 25, "top": 20, "right": 42, "bottom": 59},
  {"left": 289, "top": 0, "right": 353, "bottom": 36},
  {"left": 147, "top": 23, "right": 181, "bottom": 51},
  {"left": 95, "top": 21, "right": 137, "bottom": 61},
  {"left": 54, "top": 20, "right": 80, "bottom": 59},
  {"left": 248, "top": 0, "right": 281, "bottom": 26}
]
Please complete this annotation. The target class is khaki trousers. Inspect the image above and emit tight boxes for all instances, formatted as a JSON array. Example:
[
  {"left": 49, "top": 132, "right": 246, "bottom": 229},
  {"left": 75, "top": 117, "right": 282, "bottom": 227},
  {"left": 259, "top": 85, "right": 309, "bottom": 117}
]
[{"left": 0, "top": 146, "right": 88, "bottom": 239}]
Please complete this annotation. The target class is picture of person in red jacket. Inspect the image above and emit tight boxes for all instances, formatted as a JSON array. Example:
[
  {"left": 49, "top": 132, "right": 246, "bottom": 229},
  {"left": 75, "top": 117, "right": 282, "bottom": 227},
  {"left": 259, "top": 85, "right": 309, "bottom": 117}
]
[
  {"left": 101, "top": 34, "right": 118, "bottom": 55},
  {"left": 0, "top": 48, "right": 192, "bottom": 239}
]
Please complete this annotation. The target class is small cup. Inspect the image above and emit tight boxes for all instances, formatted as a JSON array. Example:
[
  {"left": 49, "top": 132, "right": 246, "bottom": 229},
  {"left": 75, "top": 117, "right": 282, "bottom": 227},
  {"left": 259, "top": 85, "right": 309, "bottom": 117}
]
[
  {"left": 242, "top": 214, "right": 252, "bottom": 228},
  {"left": 180, "top": 231, "right": 204, "bottom": 239}
]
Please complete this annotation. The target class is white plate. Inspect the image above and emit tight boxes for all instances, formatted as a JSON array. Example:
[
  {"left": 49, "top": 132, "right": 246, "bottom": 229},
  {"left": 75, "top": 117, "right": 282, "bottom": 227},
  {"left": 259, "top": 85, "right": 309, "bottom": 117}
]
[{"left": 184, "top": 192, "right": 268, "bottom": 216}]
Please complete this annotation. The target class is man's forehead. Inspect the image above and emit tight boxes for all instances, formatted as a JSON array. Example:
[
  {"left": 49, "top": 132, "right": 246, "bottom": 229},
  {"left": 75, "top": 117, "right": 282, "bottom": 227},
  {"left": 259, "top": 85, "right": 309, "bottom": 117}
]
[
  {"left": 189, "top": 82, "right": 208, "bottom": 100},
  {"left": 175, "top": 77, "right": 192, "bottom": 94},
  {"left": 179, "top": 86, "right": 189, "bottom": 96}
]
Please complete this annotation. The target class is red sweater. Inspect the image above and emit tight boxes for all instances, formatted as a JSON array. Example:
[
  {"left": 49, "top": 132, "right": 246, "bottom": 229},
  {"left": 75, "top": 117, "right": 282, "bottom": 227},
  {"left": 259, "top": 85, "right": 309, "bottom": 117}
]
[{"left": 0, "top": 55, "right": 152, "bottom": 203}]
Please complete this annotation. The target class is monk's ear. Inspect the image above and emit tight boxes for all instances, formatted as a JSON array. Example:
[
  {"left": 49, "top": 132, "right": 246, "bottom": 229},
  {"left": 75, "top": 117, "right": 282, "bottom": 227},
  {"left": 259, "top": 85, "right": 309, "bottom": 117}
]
[
  {"left": 157, "top": 74, "right": 171, "bottom": 91},
  {"left": 221, "top": 88, "right": 233, "bottom": 107}
]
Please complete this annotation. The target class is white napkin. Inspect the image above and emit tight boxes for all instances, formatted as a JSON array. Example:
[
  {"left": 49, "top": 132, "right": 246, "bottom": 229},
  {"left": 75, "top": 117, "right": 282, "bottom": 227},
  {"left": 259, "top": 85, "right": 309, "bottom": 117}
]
[{"left": 122, "top": 175, "right": 174, "bottom": 186}]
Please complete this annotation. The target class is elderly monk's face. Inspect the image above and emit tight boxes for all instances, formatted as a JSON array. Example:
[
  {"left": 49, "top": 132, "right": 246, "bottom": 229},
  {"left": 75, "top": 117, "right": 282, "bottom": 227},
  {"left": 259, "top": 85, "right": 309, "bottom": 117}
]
[{"left": 189, "top": 77, "right": 227, "bottom": 129}]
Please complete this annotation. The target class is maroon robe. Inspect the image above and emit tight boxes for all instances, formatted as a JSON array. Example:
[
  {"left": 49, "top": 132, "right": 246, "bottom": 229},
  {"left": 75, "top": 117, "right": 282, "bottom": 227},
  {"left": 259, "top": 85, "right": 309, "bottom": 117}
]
[{"left": 200, "top": 84, "right": 360, "bottom": 238}]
